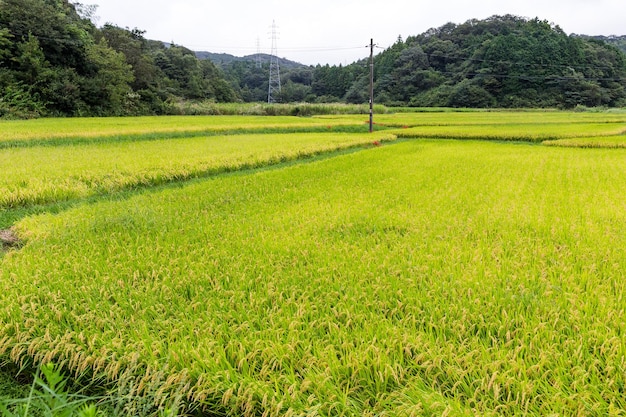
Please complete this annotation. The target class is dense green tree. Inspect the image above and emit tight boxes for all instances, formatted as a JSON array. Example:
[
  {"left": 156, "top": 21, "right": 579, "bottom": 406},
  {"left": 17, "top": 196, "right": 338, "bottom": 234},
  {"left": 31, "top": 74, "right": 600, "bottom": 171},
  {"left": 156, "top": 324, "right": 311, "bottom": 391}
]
[
  {"left": 80, "top": 38, "right": 133, "bottom": 115},
  {"left": 278, "top": 80, "right": 310, "bottom": 102},
  {"left": 311, "top": 64, "right": 356, "bottom": 100},
  {"left": 385, "top": 46, "right": 432, "bottom": 102},
  {"left": 374, "top": 35, "right": 405, "bottom": 78},
  {"left": 369, "top": 15, "right": 626, "bottom": 108},
  {"left": 149, "top": 44, "right": 237, "bottom": 102},
  {"left": 200, "top": 59, "right": 239, "bottom": 102},
  {"left": 221, "top": 60, "right": 268, "bottom": 102},
  {"left": 99, "top": 25, "right": 158, "bottom": 91},
  {"left": 447, "top": 79, "right": 496, "bottom": 107},
  {"left": 0, "top": 0, "right": 93, "bottom": 71},
  {"left": 98, "top": 25, "right": 168, "bottom": 113},
  {"left": 344, "top": 76, "right": 369, "bottom": 104},
  {"left": 0, "top": 0, "right": 238, "bottom": 117}
]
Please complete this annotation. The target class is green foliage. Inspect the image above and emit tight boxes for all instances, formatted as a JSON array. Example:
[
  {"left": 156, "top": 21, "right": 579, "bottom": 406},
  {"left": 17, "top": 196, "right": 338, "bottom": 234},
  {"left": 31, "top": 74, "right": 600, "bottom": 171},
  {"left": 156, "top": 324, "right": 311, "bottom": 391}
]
[
  {"left": 0, "top": 83, "right": 45, "bottom": 119},
  {"left": 447, "top": 79, "right": 496, "bottom": 108},
  {"left": 579, "top": 35, "right": 626, "bottom": 56},
  {"left": 81, "top": 39, "right": 134, "bottom": 115},
  {"left": 0, "top": 0, "right": 238, "bottom": 118},
  {"left": 374, "top": 15, "right": 626, "bottom": 108},
  {"left": 310, "top": 64, "right": 359, "bottom": 100},
  {"left": 0, "top": 363, "right": 105, "bottom": 417},
  {"left": 0, "top": 365, "right": 31, "bottom": 401},
  {"left": 237, "top": 15, "right": 626, "bottom": 109}
]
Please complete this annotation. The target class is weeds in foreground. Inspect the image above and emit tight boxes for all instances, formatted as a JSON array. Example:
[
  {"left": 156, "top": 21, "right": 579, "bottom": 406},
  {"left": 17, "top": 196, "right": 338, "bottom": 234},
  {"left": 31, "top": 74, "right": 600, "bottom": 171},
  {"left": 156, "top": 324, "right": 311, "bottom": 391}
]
[
  {"left": 0, "top": 363, "right": 103, "bottom": 417},
  {"left": 1, "top": 363, "right": 185, "bottom": 417}
]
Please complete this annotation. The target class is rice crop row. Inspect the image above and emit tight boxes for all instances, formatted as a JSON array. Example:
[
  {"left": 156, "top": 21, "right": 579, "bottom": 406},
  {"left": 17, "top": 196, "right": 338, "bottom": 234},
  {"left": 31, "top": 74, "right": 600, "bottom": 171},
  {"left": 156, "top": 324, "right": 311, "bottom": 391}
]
[
  {"left": 392, "top": 122, "right": 626, "bottom": 142},
  {"left": 543, "top": 136, "right": 626, "bottom": 148},
  {"left": 0, "top": 131, "right": 395, "bottom": 209},
  {"left": 371, "top": 109, "right": 626, "bottom": 127},
  {"left": 4, "top": 110, "right": 623, "bottom": 144},
  {"left": 0, "top": 115, "right": 362, "bottom": 143},
  {"left": 2, "top": 139, "right": 626, "bottom": 415}
]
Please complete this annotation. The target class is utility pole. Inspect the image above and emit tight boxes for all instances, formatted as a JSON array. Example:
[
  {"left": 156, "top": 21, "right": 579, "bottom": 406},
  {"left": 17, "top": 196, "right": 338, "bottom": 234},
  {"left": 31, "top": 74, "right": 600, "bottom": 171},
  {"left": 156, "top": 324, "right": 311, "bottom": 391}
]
[
  {"left": 268, "top": 20, "right": 281, "bottom": 103},
  {"left": 369, "top": 38, "right": 374, "bottom": 133}
]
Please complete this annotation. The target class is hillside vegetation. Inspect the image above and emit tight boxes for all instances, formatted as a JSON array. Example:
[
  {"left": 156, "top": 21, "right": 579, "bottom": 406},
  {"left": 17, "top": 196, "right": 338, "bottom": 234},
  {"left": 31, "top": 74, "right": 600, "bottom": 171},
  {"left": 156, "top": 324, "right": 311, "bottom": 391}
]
[
  {"left": 277, "top": 15, "right": 626, "bottom": 108},
  {"left": 1, "top": 1, "right": 625, "bottom": 118},
  {"left": 0, "top": 0, "right": 238, "bottom": 118}
]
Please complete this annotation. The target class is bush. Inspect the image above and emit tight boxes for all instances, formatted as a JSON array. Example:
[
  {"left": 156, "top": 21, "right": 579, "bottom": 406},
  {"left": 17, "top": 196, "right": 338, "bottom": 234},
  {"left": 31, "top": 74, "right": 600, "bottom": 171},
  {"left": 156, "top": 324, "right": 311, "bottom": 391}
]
[{"left": 0, "top": 84, "right": 45, "bottom": 119}]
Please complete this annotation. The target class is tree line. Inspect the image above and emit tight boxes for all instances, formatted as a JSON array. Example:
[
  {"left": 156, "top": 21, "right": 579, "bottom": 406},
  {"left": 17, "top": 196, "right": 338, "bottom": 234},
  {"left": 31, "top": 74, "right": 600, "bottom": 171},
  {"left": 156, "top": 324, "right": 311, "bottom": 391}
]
[
  {"left": 234, "top": 15, "right": 626, "bottom": 109},
  {"left": 0, "top": 0, "right": 238, "bottom": 118},
  {"left": 1, "top": 2, "right": 625, "bottom": 118},
  {"left": 225, "top": 15, "right": 626, "bottom": 109}
]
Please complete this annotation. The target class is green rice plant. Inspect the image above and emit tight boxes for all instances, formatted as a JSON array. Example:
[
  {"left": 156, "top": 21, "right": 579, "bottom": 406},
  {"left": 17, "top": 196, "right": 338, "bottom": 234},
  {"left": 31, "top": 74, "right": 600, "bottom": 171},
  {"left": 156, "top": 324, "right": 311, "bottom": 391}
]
[
  {"left": 371, "top": 109, "right": 626, "bottom": 127},
  {"left": 6, "top": 110, "right": 623, "bottom": 148},
  {"left": 543, "top": 135, "right": 626, "bottom": 148},
  {"left": 0, "top": 365, "right": 31, "bottom": 403},
  {"left": 391, "top": 122, "right": 626, "bottom": 142},
  {"left": 0, "top": 131, "right": 395, "bottom": 209},
  {"left": 0, "top": 115, "right": 363, "bottom": 145},
  {"left": 2, "top": 139, "right": 626, "bottom": 415}
]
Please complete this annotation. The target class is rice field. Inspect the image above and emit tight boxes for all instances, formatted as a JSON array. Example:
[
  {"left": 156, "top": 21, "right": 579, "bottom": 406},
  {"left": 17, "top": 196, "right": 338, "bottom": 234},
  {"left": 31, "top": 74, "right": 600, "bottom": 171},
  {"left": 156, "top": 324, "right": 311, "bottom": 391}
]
[
  {"left": 1, "top": 110, "right": 626, "bottom": 416},
  {"left": 0, "top": 131, "right": 394, "bottom": 209},
  {"left": 0, "top": 115, "right": 361, "bottom": 144},
  {"left": 393, "top": 122, "right": 626, "bottom": 142}
]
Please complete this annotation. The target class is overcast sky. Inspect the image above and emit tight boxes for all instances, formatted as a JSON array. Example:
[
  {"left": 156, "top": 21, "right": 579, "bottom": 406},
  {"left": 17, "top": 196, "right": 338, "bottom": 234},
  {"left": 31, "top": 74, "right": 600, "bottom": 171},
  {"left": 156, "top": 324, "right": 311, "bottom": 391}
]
[{"left": 89, "top": 0, "right": 626, "bottom": 66}]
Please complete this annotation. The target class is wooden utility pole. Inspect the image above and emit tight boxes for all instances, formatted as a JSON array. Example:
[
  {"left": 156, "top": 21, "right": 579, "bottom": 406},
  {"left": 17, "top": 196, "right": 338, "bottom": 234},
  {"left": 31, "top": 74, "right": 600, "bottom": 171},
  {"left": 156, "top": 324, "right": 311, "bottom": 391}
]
[{"left": 369, "top": 38, "right": 374, "bottom": 133}]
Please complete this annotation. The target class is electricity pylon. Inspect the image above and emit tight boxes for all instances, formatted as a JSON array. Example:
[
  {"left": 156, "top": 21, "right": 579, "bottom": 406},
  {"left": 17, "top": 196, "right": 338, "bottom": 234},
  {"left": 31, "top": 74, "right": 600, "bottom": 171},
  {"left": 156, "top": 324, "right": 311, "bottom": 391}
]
[{"left": 267, "top": 20, "right": 281, "bottom": 103}]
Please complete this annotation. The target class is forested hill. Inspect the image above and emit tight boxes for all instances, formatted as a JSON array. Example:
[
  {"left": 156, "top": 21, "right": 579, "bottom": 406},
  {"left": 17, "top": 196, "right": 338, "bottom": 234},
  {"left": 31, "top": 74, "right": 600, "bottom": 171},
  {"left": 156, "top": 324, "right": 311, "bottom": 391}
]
[
  {"left": 195, "top": 51, "right": 306, "bottom": 71},
  {"left": 219, "top": 15, "right": 626, "bottom": 108},
  {"left": 1, "top": 3, "right": 626, "bottom": 118},
  {"left": 308, "top": 15, "right": 626, "bottom": 108},
  {"left": 581, "top": 35, "right": 626, "bottom": 55},
  {"left": 0, "top": 0, "right": 238, "bottom": 118},
  {"left": 375, "top": 16, "right": 626, "bottom": 108}
]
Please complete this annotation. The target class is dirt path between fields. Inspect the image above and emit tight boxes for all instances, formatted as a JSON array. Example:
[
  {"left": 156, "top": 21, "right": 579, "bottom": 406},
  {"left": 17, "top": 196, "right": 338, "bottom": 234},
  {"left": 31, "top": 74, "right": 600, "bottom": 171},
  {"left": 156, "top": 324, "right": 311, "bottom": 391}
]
[{"left": 0, "top": 229, "right": 19, "bottom": 250}]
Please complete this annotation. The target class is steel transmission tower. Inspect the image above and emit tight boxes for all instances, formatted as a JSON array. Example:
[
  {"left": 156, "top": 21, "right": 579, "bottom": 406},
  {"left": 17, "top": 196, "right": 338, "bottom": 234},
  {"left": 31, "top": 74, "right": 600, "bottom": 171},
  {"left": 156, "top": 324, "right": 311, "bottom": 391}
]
[
  {"left": 255, "top": 37, "right": 262, "bottom": 69},
  {"left": 267, "top": 20, "right": 281, "bottom": 103}
]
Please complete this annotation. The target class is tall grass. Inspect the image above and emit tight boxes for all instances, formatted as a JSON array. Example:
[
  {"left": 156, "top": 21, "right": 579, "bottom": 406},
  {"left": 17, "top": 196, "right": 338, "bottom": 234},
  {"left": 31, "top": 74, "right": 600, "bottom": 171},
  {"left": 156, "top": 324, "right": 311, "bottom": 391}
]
[
  {"left": 1, "top": 363, "right": 106, "bottom": 417},
  {"left": 2, "top": 139, "right": 626, "bottom": 415},
  {"left": 164, "top": 101, "right": 390, "bottom": 117}
]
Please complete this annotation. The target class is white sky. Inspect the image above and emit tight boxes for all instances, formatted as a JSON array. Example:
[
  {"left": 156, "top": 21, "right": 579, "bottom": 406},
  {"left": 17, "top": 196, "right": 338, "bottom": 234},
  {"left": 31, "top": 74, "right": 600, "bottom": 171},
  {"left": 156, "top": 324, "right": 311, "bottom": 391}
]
[{"left": 89, "top": 0, "right": 626, "bottom": 66}]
